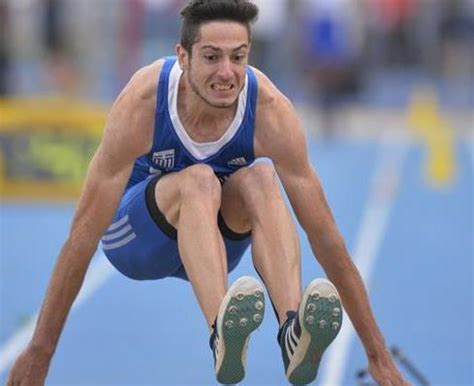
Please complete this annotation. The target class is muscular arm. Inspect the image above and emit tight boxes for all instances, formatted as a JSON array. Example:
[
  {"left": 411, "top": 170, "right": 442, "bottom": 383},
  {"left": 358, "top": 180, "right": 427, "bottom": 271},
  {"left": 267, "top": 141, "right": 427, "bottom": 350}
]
[
  {"left": 254, "top": 72, "right": 402, "bottom": 381},
  {"left": 8, "top": 63, "right": 160, "bottom": 384},
  {"left": 31, "top": 145, "right": 133, "bottom": 355}
]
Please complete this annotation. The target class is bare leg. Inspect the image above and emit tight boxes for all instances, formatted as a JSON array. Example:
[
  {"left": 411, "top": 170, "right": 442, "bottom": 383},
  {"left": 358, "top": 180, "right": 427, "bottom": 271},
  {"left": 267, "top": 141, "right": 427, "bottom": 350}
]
[
  {"left": 155, "top": 164, "right": 227, "bottom": 328},
  {"left": 221, "top": 163, "right": 302, "bottom": 325}
]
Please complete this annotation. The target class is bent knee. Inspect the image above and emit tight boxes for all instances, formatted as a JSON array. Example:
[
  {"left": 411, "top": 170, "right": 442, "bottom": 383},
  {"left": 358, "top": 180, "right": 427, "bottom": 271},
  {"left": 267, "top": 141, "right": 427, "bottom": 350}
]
[
  {"left": 235, "top": 163, "right": 283, "bottom": 207},
  {"left": 180, "top": 164, "right": 221, "bottom": 200},
  {"left": 243, "top": 163, "right": 280, "bottom": 192}
]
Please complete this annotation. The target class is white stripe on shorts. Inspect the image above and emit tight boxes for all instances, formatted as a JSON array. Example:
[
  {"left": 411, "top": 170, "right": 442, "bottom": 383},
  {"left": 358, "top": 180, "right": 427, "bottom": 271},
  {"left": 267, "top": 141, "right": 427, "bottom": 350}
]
[
  {"left": 102, "top": 233, "right": 137, "bottom": 250},
  {"left": 106, "top": 215, "right": 130, "bottom": 232},
  {"left": 102, "top": 224, "right": 133, "bottom": 241}
]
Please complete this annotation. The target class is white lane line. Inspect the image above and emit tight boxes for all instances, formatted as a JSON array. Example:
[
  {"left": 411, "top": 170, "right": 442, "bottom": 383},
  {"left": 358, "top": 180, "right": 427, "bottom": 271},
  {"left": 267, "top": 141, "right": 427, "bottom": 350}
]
[
  {"left": 0, "top": 252, "right": 115, "bottom": 375},
  {"left": 320, "top": 135, "right": 409, "bottom": 386}
]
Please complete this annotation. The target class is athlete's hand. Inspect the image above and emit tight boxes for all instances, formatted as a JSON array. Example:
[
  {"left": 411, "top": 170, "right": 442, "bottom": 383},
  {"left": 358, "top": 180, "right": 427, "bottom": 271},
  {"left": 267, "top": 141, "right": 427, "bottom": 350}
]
[
  {"left": 368, "top": 350, "right": 410, "bottom": 386},
  {"left": 7, "top": 346, "right": 51, "bottom": 386}
]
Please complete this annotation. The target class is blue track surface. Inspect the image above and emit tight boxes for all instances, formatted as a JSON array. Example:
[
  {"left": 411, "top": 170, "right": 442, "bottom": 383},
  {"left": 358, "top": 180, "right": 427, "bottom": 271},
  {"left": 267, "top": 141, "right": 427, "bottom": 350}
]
[{"left": 0, "top": 138, "right": 472, "bottom": 385}]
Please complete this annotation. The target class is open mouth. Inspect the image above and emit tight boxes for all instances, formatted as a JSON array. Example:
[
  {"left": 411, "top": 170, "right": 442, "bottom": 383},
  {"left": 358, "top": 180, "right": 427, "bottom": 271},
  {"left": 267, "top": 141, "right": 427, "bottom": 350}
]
[{"left": 211, "top": 83, "right": 234, "bottom": 92}]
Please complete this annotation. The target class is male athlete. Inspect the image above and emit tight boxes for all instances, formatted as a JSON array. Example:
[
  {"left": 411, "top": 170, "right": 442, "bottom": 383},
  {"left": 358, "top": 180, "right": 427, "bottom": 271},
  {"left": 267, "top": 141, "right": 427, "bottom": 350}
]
[{"left": 7, "top": 1, "right": 408, "bottom": 385}]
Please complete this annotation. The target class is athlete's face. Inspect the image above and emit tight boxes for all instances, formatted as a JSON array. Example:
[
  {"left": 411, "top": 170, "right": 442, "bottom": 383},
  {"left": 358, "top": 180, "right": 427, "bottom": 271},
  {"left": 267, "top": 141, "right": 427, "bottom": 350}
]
[{"left": 177, "top": 21, "right": 250, "bottom": 109}]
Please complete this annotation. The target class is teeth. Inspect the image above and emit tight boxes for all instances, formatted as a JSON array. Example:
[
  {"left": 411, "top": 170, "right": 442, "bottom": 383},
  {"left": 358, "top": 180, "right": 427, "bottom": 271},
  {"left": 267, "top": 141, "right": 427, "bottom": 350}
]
[{"left": 213, "top": 84, "right": 232, "bottom": 91}]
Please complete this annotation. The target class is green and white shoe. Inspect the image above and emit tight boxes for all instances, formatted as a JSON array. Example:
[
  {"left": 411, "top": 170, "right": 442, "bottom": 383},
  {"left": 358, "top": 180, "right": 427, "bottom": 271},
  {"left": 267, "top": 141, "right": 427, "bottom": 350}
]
[
  {"left": 278, "top": 278, "right": 343, "bottom": 385},
  {"left": 210, "top": 276, "right": 265, "bottom": 384}
]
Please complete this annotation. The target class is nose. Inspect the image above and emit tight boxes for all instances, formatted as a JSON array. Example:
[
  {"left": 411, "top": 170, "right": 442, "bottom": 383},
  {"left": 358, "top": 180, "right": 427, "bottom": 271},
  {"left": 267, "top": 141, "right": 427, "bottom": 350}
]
[{"left": 216, "top": 58, "right": 233, "bottom": 80}]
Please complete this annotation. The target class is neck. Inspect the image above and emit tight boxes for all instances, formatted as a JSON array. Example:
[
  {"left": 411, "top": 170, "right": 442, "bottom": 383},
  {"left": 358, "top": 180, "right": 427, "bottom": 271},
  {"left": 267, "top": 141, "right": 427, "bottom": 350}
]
[{"left": 178, "top": 74, "right": 238, "bottom": 136}]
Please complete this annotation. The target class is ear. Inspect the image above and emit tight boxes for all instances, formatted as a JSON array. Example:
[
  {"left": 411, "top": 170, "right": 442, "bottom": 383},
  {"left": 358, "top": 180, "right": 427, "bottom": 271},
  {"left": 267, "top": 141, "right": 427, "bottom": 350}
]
[{"left": 175, "top": 44, "right": 189, "bottom": 71}]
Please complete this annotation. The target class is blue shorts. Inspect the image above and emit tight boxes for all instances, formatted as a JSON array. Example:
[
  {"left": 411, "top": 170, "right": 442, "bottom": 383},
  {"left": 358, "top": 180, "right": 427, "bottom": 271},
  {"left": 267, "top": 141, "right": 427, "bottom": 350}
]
[{"left": 101, "top": 175, "right": 251, "bottom": 281}]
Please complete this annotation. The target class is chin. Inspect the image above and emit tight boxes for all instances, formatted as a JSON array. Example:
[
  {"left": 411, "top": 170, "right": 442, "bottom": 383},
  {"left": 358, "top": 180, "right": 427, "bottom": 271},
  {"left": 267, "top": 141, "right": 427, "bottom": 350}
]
[
  {"left": 209, "top": 95, "right": 239, "bottom": 109},
  {"left": 212, "top": 101, "right": 235, "bottom": 109}
]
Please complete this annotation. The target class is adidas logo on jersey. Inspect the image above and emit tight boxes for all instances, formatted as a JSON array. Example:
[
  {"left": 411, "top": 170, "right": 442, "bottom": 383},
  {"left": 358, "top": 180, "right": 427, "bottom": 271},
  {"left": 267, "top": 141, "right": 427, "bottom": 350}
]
[{"left": 227, "top": 157, "right": 247, "bottom": 166}]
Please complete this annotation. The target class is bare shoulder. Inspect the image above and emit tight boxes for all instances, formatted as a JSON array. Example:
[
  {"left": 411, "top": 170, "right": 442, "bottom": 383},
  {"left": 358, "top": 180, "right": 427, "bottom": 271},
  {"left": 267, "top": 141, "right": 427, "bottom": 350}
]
[
  {"left": 251, "top": 67, "right": 302, "bottom": 159},
  {"left": 251, "top": 66, "right": 292, "bottom": 112},
  {"left": 117, "top": 59, "right": 165, "bottom": 109},
  {"left": 102, "top": 59, "right": 165, "bottom": 157}
]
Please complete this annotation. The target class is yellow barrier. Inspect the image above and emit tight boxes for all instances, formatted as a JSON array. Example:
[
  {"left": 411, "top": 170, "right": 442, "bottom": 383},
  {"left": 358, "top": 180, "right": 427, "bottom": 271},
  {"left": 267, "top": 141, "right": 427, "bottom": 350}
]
[
  {"left": 0, "top": 98, "right": 107, "bottom": 199},
  {"left": 408, "top": 87, "right": 456, "bottom": 188}
]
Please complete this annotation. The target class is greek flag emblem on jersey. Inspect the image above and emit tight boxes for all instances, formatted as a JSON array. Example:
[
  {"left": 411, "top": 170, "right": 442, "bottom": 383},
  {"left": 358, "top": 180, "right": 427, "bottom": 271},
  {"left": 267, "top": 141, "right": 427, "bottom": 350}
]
[{"left": 153, "top": 149, "right": 175, "bottom": 169}]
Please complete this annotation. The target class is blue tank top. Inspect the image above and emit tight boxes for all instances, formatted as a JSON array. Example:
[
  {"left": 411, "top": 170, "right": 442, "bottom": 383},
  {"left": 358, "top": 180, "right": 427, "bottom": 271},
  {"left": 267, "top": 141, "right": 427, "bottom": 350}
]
[{"left": 126, "top": 56, "right": 258, "bottom": 189}]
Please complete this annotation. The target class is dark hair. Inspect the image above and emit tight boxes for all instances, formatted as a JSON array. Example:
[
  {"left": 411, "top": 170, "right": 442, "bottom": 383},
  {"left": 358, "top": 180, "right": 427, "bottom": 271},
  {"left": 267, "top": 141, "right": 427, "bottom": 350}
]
[{"left": 180, "top": 0, "right": 259, "bottom": 53}]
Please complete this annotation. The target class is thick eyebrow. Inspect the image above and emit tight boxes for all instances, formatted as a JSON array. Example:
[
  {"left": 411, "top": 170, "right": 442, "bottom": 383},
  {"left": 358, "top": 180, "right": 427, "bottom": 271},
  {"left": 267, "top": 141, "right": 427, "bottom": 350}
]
[{"left": 200, "top": 44, "right": 249, "bottom": 52}]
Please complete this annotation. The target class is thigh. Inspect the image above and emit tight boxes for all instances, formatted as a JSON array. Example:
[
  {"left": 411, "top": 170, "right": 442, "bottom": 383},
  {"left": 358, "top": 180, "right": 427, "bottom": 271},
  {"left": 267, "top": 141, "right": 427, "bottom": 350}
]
[
  {"left": 153, "top": 163, "right": 222, "bottom": 228},
  {"left": 101, "top": 175, "right": 183, "bottom": 281},
  {"left": 103, "top": 170, "right": 252, "bottom": 280}
]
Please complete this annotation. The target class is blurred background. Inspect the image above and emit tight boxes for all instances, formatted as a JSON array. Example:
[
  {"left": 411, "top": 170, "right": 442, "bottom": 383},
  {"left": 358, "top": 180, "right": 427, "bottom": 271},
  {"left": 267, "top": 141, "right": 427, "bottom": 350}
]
[{"left": 0, "top": 0, "right": 472, "bottom": 385}]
